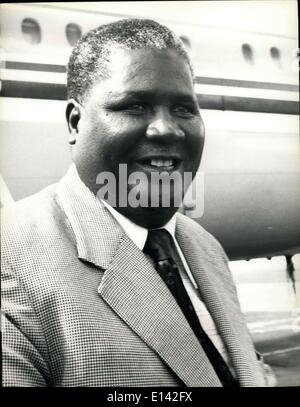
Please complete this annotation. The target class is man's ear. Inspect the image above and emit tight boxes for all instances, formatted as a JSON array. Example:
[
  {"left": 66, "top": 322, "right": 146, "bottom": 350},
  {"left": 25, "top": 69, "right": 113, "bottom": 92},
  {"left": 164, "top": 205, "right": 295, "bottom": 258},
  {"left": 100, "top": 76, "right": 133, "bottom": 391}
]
[{"left": 66, "top": 99, "right": 82, "bottom": 145}]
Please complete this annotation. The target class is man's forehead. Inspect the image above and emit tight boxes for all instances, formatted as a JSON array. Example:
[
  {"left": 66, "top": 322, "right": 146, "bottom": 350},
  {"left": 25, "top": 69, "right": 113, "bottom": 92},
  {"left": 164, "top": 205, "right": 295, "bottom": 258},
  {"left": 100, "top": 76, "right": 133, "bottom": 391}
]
[
  {"left": 88, "top": 74, "right": 195, "bottom": 104},
  {"left": 83, "top": 46, "right": 194, "bottom": 102},
  {"left": 107, "top": 45, "right": 189, "bottom": 74}
]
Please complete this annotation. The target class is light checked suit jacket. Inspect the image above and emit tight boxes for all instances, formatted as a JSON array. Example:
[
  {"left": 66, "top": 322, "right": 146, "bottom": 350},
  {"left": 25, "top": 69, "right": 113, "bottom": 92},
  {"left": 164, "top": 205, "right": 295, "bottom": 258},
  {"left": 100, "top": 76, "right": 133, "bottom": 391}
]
[{"left": 1, "top": 166, "right": 266, "bottom": 387}]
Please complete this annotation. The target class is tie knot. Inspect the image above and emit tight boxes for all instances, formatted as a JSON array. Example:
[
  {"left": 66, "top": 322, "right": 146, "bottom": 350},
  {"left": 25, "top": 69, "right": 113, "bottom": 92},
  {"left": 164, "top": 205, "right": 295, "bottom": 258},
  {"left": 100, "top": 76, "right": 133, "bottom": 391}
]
[{"left": 144, "top": 229, "right": 175, "bottom": 263}]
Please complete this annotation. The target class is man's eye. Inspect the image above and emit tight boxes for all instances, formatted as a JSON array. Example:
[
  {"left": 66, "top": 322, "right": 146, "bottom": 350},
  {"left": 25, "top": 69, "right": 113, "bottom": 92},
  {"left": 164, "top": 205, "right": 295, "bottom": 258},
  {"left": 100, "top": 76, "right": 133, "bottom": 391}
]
[
  {"left": 124, "top": 104, "right": 146, "bottom": 114},
  {"left": 173, "top": 106, "right": 195, "bottom": 117}
]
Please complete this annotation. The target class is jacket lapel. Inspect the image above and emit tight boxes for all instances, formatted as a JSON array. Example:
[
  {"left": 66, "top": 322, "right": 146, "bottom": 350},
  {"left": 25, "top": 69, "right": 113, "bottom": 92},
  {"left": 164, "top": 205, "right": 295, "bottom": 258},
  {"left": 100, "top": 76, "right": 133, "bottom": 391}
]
[
  {"left": 175, "top": 214, "right": 265, "bottom": 387},
  {"left": 98, "top": 232, "right": 222, "bottom": 387}
]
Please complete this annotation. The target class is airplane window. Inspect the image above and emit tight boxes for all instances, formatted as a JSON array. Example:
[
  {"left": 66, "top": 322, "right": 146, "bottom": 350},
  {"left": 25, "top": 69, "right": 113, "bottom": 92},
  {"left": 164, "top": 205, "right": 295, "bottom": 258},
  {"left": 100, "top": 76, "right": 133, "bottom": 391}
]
[
  {"left": 66, "top": 23, "right": 82, "bottom": 47},
  {"left": 270, "top": 47, "right": 282, "bottom": 68},
  {"left": 21, "top": 18, "right": 41, "bottom": 44},
  {"left": 270, "top": 47, "right": 280, "bottom": 60},
  {"left": 242, "top": 43, "right": 254, "bottom": 64}
]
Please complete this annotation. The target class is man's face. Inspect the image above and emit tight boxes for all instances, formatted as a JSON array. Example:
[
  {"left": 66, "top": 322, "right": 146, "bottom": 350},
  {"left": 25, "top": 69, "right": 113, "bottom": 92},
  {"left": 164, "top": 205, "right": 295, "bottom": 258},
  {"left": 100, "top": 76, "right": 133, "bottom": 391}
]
[{"left": 69, "top": 47, "right": 205, "bottom": 228}]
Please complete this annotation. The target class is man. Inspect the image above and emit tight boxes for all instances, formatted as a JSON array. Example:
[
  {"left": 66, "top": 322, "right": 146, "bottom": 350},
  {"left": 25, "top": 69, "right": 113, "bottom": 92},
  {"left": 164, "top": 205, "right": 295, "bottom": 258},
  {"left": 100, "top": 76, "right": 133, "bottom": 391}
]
[{"left": 1, "top": 19, "right": 266, "bottom": 387}]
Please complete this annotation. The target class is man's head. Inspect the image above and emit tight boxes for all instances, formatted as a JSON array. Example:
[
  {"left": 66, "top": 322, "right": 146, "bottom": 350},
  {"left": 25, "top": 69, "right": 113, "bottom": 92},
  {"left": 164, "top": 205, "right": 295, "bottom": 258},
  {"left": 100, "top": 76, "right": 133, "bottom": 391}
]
[
  {"left": 66, "top": 18, "right": 205, "bottom": 229},
  {"left": 67, "top": 18, "right": 193, "bottom": 104}
]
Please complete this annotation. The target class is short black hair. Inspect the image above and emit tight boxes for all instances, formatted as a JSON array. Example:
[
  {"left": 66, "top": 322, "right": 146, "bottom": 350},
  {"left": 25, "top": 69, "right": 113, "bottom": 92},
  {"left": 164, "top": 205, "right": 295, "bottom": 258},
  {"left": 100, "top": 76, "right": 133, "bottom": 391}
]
[{"left": 67, "top": 18, "right": 192, "bottom": 103}]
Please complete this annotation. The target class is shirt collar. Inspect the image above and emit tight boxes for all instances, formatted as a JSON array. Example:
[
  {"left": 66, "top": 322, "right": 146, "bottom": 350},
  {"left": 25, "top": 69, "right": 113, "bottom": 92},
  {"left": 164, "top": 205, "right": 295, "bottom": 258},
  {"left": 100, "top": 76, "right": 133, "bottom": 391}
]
[
  {"left": 102, "top": 201, "right": 198, "bottom": 289},
  {"left": 102, "top": 199, "right": 177, "bottom": 251}
]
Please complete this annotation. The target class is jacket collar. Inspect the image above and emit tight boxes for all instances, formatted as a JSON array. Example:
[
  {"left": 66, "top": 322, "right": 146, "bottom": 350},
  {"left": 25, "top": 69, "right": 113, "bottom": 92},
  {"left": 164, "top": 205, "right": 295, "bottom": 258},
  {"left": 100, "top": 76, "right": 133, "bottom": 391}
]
[
  {"left": 56, "top": 164, "right": 178, "bottom": 267},
  {"left": 56, "top": 164, "right": 125, "bottom": 269}
]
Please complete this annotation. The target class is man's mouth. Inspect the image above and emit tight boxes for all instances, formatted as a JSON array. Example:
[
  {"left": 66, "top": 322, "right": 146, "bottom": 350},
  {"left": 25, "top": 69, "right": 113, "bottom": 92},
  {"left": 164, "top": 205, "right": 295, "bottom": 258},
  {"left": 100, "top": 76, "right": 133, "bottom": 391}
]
[{"left": 135, "top": 158, "right": 182, "bottom": 171}]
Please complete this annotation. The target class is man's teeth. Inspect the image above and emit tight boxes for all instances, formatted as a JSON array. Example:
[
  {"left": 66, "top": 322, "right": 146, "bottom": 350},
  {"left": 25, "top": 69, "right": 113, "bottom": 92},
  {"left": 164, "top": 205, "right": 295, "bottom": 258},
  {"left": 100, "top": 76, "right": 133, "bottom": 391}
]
[{"left": 150, "top": 159, "right": 174, "bottom": 167}]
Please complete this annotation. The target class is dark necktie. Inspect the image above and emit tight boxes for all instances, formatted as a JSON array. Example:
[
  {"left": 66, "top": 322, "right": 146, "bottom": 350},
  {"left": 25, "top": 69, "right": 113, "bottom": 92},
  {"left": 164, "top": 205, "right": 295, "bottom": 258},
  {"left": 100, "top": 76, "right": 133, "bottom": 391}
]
[{"left": 143, "top": 229, "right": 239, "bottom": 387}]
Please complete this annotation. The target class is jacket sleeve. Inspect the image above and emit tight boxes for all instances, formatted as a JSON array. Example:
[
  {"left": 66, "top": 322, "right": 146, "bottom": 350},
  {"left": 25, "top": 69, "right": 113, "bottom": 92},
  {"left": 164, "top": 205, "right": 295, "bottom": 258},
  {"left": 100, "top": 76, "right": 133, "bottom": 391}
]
[{"left": 1, "top": 261, "right": 51, "bottom": 387}]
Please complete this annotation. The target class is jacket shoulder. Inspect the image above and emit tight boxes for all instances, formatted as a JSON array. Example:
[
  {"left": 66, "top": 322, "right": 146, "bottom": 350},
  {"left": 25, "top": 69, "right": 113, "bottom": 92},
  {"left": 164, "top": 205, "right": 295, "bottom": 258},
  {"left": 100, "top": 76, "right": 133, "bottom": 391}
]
[
  {"left": 1, "top": 184, "right": 71, "bottom": 266},
  {"left": 2, "top": 184, "right": 58, "bottom": 232}
]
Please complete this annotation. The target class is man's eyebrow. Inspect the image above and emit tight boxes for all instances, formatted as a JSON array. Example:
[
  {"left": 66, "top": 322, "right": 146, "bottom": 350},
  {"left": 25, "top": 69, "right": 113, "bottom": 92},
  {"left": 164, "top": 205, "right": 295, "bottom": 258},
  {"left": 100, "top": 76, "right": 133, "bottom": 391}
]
[{"left": 108, "top": 90, "right": 196, "bottom": 101}]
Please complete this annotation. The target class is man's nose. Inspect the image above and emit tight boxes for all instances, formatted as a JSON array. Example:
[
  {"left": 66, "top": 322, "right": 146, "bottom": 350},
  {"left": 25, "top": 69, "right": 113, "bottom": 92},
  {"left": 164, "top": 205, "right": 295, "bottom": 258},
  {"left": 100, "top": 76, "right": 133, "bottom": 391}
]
[{"left": 146, "top": 109, "right": 185, "bottom": 142}]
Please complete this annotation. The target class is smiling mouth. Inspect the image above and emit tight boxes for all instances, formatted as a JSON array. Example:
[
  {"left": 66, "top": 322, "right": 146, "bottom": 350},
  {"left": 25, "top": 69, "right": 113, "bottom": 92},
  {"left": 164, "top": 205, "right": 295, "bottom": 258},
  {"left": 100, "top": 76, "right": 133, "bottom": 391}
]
[{"left": 135, "top": 158, "right": 182, "bottom": 171}]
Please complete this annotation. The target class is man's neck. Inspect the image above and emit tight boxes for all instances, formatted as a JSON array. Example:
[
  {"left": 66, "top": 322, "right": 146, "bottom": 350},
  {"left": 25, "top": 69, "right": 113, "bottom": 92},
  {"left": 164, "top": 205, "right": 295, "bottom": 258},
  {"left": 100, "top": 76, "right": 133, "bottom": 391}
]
[{"left": 101, "top": 199, "right": 176, "bottom": 251}]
